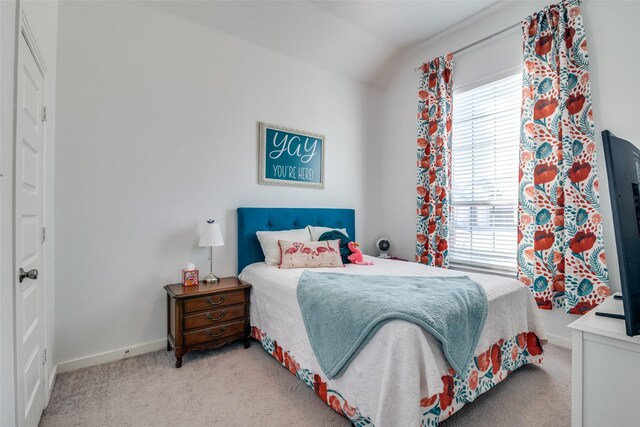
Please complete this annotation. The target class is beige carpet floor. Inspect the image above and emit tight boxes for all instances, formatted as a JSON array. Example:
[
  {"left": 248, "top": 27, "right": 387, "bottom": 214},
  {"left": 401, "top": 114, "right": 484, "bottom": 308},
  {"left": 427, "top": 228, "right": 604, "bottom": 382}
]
[{"left": 40, "top": 342, "right": 570, "bottom": 426}]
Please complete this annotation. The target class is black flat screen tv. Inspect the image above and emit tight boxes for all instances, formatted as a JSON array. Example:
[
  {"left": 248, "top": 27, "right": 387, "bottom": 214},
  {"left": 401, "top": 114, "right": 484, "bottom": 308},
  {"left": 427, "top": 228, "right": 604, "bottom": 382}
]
[{"left": 602, "top": 130, "right": 640, "bottom": 336}]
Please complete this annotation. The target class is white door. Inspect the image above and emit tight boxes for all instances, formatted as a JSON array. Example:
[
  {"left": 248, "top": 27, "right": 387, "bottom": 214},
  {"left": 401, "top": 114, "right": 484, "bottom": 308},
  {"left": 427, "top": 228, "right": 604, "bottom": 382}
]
[{"left": 15, "top": 31, "right": 46, "bottom": 427}]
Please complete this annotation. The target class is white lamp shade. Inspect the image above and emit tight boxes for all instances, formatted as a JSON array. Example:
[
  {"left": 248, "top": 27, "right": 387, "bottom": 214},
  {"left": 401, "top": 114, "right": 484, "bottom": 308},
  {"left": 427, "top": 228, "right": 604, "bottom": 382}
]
[{"left": 199, "top": 222, "right": 224, "bottom": 247}]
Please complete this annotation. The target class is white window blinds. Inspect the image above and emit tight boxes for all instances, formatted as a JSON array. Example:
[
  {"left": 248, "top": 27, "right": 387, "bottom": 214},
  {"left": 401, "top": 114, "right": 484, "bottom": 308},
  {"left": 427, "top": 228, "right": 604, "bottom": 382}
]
[{"left": 450, "top": 72, "right": 521, "bottom": 273}]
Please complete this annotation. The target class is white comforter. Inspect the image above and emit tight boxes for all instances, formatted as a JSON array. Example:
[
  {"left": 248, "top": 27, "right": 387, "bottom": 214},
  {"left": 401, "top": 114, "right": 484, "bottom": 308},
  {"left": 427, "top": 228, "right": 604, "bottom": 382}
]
[{"left": 239, "top": 256, "right": 546, "bottom": 426}]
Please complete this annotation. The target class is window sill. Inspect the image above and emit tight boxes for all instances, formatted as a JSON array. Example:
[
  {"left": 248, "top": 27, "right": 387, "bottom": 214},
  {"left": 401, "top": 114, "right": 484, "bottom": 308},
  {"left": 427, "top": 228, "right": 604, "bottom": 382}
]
[{"left": 449, "top": 263, "right": 517, "bottom": 279}]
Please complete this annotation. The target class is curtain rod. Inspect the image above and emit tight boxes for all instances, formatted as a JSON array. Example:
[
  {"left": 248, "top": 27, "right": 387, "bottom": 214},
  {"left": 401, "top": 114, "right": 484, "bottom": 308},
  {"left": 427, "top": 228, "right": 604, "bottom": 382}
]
[{"left": 414, "top": 21, "right": 521, "bottom": 72}]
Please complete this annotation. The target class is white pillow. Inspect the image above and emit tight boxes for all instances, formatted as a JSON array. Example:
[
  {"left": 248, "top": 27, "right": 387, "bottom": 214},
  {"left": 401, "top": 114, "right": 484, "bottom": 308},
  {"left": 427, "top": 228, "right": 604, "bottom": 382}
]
[
  {"left": 256, "top": 228, "right": 311, "bottom": 266},
  {"left": 307, "top": 225, "right": 349, "bottom": 241}
]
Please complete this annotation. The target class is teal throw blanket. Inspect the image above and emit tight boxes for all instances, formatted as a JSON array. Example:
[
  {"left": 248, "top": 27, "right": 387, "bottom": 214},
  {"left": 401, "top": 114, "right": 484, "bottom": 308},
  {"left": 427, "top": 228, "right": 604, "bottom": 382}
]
[{"left": 297, "top": 272, "right": 488, "bottom": 379}]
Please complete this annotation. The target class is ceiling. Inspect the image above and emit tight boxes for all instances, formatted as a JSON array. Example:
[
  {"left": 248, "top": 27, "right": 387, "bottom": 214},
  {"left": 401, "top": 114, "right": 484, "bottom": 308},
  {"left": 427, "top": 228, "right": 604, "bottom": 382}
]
[
  {"left": 146, "top": 0, "right": 501, "bottom": 88},
  {"left": 310, "top": 1, "right": 497, "bottom": 48}
]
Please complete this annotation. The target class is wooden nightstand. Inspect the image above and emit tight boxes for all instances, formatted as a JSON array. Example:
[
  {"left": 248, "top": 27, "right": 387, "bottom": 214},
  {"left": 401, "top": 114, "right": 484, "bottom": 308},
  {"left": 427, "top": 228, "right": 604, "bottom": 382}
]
[{"left": 164, "top": 277, "right": 251, "bottom": 368}]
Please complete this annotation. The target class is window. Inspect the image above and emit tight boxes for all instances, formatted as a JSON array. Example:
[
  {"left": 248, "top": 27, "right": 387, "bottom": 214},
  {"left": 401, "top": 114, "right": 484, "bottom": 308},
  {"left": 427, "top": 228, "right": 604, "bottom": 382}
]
[{"left": 450, "top": 73, "right": 521, "bottom": 273}]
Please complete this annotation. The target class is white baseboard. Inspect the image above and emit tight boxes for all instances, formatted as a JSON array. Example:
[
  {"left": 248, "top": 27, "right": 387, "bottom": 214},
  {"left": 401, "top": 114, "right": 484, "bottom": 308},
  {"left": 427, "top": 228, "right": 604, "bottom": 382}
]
[
  {"left": 54, "top": 333, "right": 571, "bottom": 373},
  {"left": 546, "top": 333, "right": 572, "bottom": 350},
  {"left": 57, "top": 339, "right": 166, "bottom": 373}
]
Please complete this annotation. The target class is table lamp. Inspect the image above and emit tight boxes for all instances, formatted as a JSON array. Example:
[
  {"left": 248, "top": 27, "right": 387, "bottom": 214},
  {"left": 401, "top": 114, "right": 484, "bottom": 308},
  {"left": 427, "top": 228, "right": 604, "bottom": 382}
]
[{"left": 199, "top": 219, "right": 224, "bottom": 284}]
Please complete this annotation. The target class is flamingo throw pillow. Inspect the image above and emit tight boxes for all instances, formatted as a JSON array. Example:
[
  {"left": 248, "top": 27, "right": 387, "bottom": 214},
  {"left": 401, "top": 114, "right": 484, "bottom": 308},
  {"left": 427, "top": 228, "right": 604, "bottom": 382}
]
[{"left": 278, "top": 240, "right": 344, "bottom": 269}]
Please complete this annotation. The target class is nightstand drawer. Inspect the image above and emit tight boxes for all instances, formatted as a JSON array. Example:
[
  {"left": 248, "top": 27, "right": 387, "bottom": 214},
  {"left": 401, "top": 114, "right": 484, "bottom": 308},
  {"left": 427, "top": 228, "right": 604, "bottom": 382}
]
[
  {"left": 184, "top": 320, "right": 245, "bottom": 346},
  {"left": 184, "top": 291, "right": 244, "bottom": 313},
  {"left": 184, "top": 304, "right": 245, "bottom": 330}
]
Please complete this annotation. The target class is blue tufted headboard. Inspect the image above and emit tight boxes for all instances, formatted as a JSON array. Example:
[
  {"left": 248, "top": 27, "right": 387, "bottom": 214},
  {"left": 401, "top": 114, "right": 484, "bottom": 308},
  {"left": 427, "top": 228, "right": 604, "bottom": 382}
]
[{"left": 237, "top": 207, "right": 355, "bottom": 274}]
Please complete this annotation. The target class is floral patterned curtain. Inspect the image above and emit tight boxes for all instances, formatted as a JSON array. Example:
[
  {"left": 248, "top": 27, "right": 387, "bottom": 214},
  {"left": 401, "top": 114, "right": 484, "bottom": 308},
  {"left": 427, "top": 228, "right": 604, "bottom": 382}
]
[
  {"left": 518, "top": 0, "right": 609, "bottom": 314},
  {"left": 416, "top": 54, "right": 454, "bottom": 267}
]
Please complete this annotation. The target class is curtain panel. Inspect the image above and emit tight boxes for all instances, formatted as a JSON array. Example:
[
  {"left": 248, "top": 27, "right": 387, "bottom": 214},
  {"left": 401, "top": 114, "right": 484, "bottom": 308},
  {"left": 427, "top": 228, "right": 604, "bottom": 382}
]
[
  {"left": 518, "top": 0, "right": 610, "bottom": 314},
  {"left": 416, "top": 54, "right": 454, "bottom": 268}
]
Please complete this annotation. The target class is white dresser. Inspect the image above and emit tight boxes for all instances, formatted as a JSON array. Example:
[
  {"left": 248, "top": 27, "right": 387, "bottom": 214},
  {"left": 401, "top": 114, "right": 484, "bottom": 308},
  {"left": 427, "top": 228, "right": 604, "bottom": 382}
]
[{"left": 569, "top": 295, "right": 640, "bottom": 427}]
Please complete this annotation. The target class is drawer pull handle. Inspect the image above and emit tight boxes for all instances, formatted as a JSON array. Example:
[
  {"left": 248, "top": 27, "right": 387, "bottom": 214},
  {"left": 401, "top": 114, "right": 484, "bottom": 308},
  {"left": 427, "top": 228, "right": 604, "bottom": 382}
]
[
  {"left": 206, "top": 311, "right": 226, "bottom": 322},
  {"left": 206, "top": 296, "right": 226, "bottom": 306},
  {"left": 205, "top": 327, "right": 226, "bottom": 337}
]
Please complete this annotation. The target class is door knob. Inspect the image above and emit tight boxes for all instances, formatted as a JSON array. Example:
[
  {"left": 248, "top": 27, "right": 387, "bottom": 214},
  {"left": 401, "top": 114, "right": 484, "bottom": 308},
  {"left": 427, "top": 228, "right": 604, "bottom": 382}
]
[{"left": 19, "top": 268, "right": 38, "bottom": 283}]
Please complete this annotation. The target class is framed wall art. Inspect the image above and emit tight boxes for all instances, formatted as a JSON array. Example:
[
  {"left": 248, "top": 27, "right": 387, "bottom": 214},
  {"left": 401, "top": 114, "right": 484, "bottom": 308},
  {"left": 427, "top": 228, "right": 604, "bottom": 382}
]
[{"left": 258, "top": 122, "right": 325, "bottom": 189}]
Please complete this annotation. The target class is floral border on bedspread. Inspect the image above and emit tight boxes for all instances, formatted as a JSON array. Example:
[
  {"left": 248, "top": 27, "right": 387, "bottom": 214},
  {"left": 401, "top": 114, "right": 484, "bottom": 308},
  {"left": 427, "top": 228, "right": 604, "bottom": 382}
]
[
  {"left": 251, "top": 326, "right": 544, "bottom": 426},
  {"left": 251, "top": 326, "right": 372, "bottom": 426},
  {"left": 419, "top": 332, "right": 544, "bottom": 425}
]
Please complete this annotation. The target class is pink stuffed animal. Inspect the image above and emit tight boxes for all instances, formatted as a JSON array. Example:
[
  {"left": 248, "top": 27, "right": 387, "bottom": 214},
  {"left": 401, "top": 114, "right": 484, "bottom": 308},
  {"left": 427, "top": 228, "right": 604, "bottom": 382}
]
[{"left": 347, "top": 242, "right": 373, "bottom": 265}]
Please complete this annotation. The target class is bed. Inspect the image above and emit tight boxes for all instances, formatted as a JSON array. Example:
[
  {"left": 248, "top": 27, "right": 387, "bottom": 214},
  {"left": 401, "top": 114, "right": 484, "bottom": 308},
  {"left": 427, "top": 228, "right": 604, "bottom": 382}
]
[{"left": 237, "top": 207, "right": 546, "bottom": 426}]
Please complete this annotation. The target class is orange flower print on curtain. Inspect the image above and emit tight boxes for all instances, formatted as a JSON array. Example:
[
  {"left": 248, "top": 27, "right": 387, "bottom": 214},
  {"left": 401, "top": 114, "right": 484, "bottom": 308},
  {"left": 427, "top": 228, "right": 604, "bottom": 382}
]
[
  {"left": 518, "top": 0, "right": 609, "bottom": 314},
  {"left": 416, "top": 54, "right": 454, "bottom": 267}
]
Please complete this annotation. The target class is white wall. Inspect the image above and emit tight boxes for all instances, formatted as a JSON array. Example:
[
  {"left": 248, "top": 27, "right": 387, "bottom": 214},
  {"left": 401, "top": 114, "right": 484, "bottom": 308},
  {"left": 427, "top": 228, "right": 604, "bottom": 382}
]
[
  {"left": 377, "top": 0, "right": 640, "bottom": 341},
  {"left": 54, "top": 1, "right": 383, "bottom": 364},
  {"left": 1, "top": 0, "right": 58, "bottom": 423}
]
